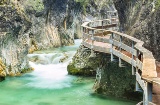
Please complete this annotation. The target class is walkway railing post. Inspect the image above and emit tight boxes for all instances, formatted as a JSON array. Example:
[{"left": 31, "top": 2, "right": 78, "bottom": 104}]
[
  {"left": 110, "top": 33, "right": 114, "bottom": 61},
  {"left": 102, "top": 21, "right": 104, "bottom": 36},
  {"left": 82, "top": 27, "right": 86, "bottom": 43},
  {"left": 136, "top": 50, "right": 141, "bottom": 92},
  {"left": 102, "top": 21, "right": 104, "bottom": 29},
  {"left": 119, "top": 35, "right": 122, "bottom": 67},
  {"left": 82, "top": 27, "right": 85, "bottom": 41},
  {"left": 131, "top": 41, "right": 135, "bottom": 75},
  {"left": 90, "top": 29, "right": 95, "bottom": 57}
]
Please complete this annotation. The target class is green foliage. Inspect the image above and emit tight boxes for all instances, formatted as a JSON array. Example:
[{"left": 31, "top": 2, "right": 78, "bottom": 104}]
[
  {"left": 156, "top": 0, "right": 160, "bottom": 9},
  {"left": 75, "top": 0, "right": 90, "bottom": 15},
  {"left": 25, "top": 0, "right": 44, "bottom": 12},
  {"left": 0, "top": 0, "right": 7, "bottom": 5}
]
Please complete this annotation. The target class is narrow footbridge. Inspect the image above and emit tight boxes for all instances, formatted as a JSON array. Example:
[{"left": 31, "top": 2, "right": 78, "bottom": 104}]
[{"left": 81, "top": 11, "right": 160, "bottom": 105}]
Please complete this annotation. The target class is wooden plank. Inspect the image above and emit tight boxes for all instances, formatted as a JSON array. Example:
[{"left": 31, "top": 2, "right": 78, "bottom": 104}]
[
  {"left": 142, "top": 58, "right": 157, "bottom": 77},
  {"left": 93, "top": 45, "right": 110, "bottom": 54},
  {"left": 112, "top": 49, "right": 136, "bottom": 67},
  {"left": 94, "top": 36, "right": 110, "bottom": 43},
  {"left": 142, "top": 77, "right": 160, "bottom": 85},
  {"left": 93, "top": 24, "right": 117, "bottom": 29},
  {"left": 112, "top": 39, "right": 137, "bottom": 56},
  {"left": 94, "top": 31, "right": 112, "bottom": 36}
]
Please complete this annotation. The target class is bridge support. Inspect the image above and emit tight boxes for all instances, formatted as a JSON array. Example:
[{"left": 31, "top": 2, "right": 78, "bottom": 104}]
[
  {"left": 119, "top": 36, "right": 122, "bottom": 67},
  {"left": 90, "top": 29, "right": 96, "bottom": 57},
  {"left": 132, "top": 41, "right": 135, "bottom": 75},
  {"left": 110, "top": 33, "right": 114, "bottom": 61},
  {"left": 143, "top": 82, "right": 153, "bottom": 105}
]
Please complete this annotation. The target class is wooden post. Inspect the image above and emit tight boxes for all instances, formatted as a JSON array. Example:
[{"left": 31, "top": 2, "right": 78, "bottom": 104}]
[
  {"left": 132, "top": 41, "right": 135, "bottom": 75},
  {"left": 90, "top": 29, "right": 95, "bottom": 57},
  {"left": 102, "top": 21, "right": 104, "bottom": 29},
  {"left": 119, "top": 35, "right": 122, "bottom": 67},
  {"left": 110, "top": 33, "right": 114, "bottom": 61},
  {"left": 102, "top": 21, "right": 104, "bottom": 36},
  {"left": 147, "top": 83, "right": 152, "bottom": 102},
  {"left": 144, "top": 82, "right": 148, "bottom": 105},
  {"left": 136, "top": 50, "right": 141, "bottom": 92},
  {"left": 143, "top": 82, "right": 152, "bottom": 105}
]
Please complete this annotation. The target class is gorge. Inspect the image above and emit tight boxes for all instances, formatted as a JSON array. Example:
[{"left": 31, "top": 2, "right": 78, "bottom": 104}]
[{"left": 0, "top": 0, "right": 160, "bottom": 105}]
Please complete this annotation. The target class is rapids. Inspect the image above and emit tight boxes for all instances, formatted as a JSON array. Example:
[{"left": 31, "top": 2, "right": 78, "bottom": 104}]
[{"left": 0, "top": 40, "right": 137, "bottom": 105}]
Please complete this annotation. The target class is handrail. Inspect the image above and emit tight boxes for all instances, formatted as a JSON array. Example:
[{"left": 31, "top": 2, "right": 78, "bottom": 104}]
[
  {"left": 81, "top": 19, "right": 157, "bottom": 78},
  {"left": 81, "top": 17, "right": 158, "bottom": 105}
]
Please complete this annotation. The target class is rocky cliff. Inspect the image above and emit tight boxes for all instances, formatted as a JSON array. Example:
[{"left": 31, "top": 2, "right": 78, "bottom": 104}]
[
  {"left": 68, "top": 0, "right": 160, "bottom": 101},
  {"left": 113, "top": 0, "right": 160, "bottom": 61},
  {"left": 0, "top": 0, "right": 83, "bottom": 80},
  {"left": 0, "top": 1, "right": 32, "bottom": 78},
  {"left": 113, "top": 0, "right": 160, "bottom": 103}
]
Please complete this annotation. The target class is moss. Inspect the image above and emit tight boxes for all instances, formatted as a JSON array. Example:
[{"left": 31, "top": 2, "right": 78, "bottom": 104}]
[
  {"left": 96, "top": 60, "right": 143, "bottom": 101},
  {"left": 21, "top": 67, "right": 34, "bottom": 74},
  {"left": 67, "top": 63, "right": 82, "bottom": 75},
  {"left": 67, "top": 63, "right": 96, "bottom": 76},
  {"left": 25, "top": 0, "right": 44, "bottom": 12},
  {"left": 156, "top": 0, "right": 160, "bottom": 9}
]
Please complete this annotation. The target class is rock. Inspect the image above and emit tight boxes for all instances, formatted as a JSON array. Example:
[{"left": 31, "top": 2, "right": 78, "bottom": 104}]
[
  {"left": 113, "top": 0, "right": 160, "bottom": 61},
  {"left": 59, "top": 53, "right": 69, "bottom": 63},
  {"left": 68, "top": 45, "right": 142, "bottom": 100}
]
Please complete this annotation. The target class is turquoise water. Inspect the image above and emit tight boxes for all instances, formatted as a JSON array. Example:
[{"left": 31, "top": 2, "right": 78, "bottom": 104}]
[{"left": 0, "top": 40, "right": 137, "bottom": 105}]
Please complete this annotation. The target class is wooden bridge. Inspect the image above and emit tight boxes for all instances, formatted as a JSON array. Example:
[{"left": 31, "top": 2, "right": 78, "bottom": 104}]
[{"left": 81, "top": 11, "right": 160, "bottom": 105}]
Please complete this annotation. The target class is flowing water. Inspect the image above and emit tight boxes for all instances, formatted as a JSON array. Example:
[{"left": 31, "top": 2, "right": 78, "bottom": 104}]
[{"left": 0, "top": 40, "right": 137, "bottom": 105}]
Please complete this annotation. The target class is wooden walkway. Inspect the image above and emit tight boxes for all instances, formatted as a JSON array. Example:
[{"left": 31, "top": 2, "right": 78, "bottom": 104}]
[{"left": 81, "top": 12, "right": 160, "bottom": 105}]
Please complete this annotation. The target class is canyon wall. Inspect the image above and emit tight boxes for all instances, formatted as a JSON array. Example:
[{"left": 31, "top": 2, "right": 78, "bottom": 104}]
[
  {"left": 0, "top": 0, "right": 82, "bottom": 79},
  {"left": 113, "top": 0, "right": 160, "bottom": 61},
  {"left": 68, "top": 0, "right": 160, "bottom": 101}
]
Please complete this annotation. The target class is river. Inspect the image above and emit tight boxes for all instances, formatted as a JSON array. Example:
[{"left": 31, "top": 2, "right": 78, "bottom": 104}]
[{"left": 0, "top": 40, "right": 137, "bottom": 105}]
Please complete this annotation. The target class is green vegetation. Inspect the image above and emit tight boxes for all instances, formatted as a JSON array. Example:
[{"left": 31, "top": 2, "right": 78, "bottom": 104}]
[
  {"left": 25, "top": 0, "right": 44, "bottom": 12},
  {"left": 75, "top": 0, "right": 89, "bottom": 15},
  {"left": 156, "top": 0, "right": 160, "bottom": 9},
  {"left": 0, "top": 0, "right": 7, "bottom": 5}
]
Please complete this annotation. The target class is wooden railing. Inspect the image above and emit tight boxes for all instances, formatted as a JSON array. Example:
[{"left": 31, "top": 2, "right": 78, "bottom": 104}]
[{"left": 81, "top": 12, "right": 159, "bottom": 105}]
